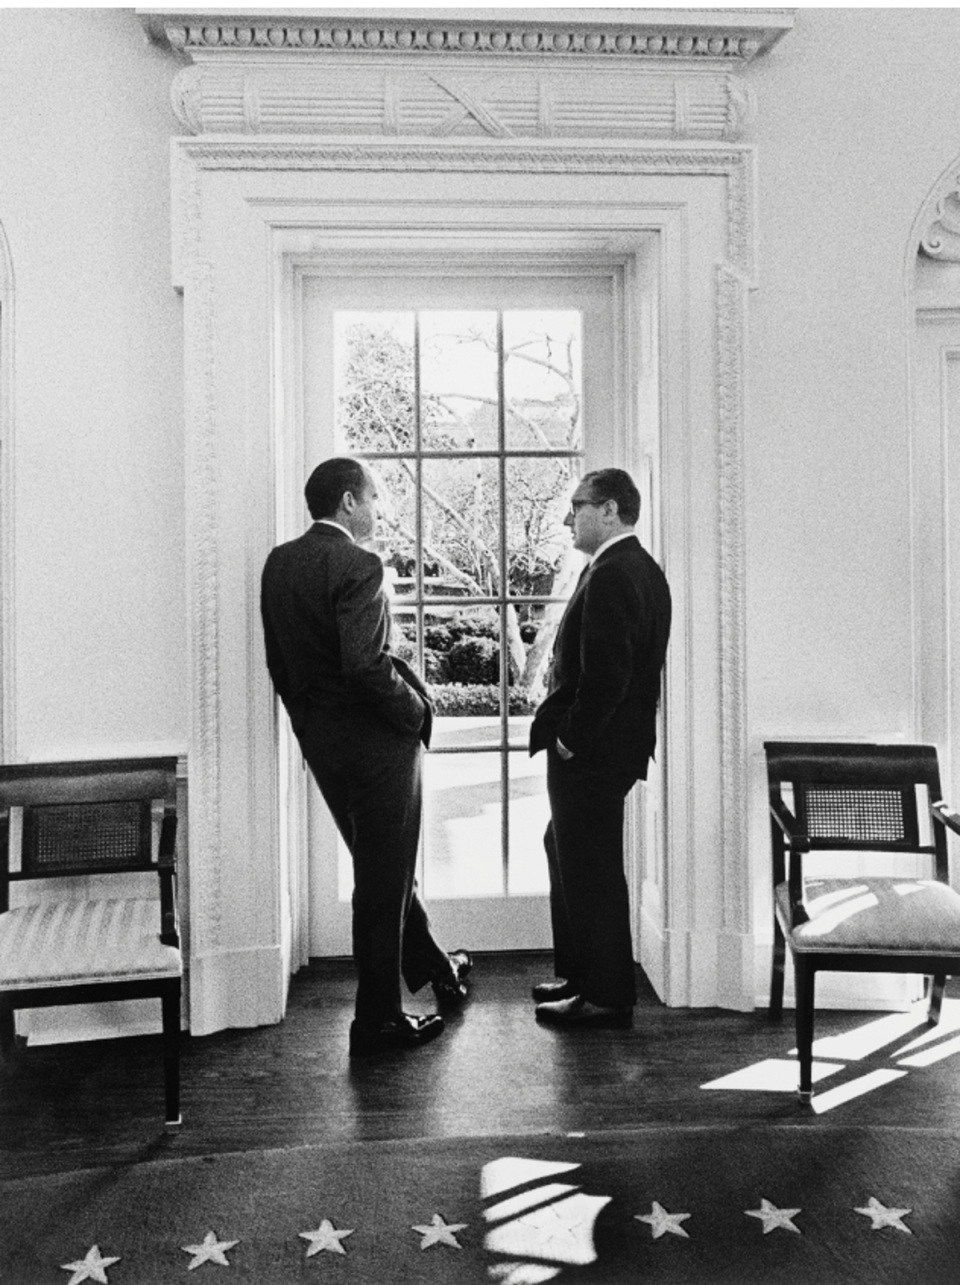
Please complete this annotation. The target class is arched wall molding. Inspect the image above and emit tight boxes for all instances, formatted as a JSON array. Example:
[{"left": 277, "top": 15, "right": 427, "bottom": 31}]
[
  {"left": 915, "top": 165, "right": 960, "bottom": 265},
  {"left": 0, "top": 223, "right": 14, "bottom": 761},
  {"left": 907, "top": 149, "right": 960, "bottom": 809}
]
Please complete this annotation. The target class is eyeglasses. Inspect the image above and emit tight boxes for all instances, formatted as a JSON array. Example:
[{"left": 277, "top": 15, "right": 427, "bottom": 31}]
[{"left": 569, "top": 498, "right": 599, "bottom": 513}]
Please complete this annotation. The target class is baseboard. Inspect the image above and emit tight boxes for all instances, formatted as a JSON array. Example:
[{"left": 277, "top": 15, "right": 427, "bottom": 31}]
[
  {"left": 18, "top": 999, "right": 169, "bottom": 1046},
  {"left": 188, "top": 943, "right": 287, "bottom": 1035},
  {"left": 638, "top": 907, "right": 755, "bottom": 1010}
]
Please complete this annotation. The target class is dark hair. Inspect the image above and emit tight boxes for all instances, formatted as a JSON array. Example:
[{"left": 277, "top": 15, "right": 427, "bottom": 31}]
[
  {"left": 582, "top": 467, "right": 641, "bottom": 525},
  {"left": 304, "top": 457, "right": 368, "bottom": 520}
]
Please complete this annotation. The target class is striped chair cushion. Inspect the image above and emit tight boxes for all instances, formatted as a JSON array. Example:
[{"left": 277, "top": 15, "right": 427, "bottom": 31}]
[
  {"left": 776, "top": 877, "right": 960, "bottom": 956},
  {"left": 0, "top": 898, "right": 181, "bottom": 988}
]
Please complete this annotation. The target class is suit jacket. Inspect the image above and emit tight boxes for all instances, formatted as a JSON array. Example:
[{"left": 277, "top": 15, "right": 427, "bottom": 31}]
[
  {"left": 261, "top": 523, "right": 432, "bottom": 746},
  {"left": 529, "top": 534, "right": 671, "bottom": 781}
]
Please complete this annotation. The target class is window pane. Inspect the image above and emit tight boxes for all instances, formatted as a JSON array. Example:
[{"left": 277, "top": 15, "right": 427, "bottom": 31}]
[
  {"left": 504, "top": 310, "right": 582, "bottom": 451},
  {"left": 334, "top": 311, "right": 415, "bottom": 453},
  {"left": 423, "top": 750, "right": 504, "bottom": 898},
  {"left": 389, "top": 603, "right": 419, "bottom": 680},
  {"left": 505, "top": 455, "right": 579, "bottom": 595},
  {"left": 507, "top": 751, "right": 550, "bottom": 895},
  {"left": 422, "top": 456, "right": 502, "bottom": 597},
  {"left": 420, "top": 311, "right": 499, "bottom": 452},
  {"left": 374, "top": 459, "right": 418, "bottom": 597},
  {"left": 426, "top": 604, "right": 502, "bottom": 744}
]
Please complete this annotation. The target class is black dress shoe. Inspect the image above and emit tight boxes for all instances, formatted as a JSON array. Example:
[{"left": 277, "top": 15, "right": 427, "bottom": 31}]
[
  {"left": 535, "top": 995, "right": 633, "bottom": 1029},
  {"left": 531, "top": 978, "right": 578, "bottom": 1003},
  {"left": 349, "top": 1012, "right": 445, "bottom": 1057},
  {"left": 432, "top": 949, "right": 473, "bottom": 1008}
]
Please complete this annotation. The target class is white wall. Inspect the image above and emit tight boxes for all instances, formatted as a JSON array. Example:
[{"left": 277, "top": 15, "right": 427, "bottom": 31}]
[
  {"left": 4, "top": 8, "right": 960, "bottom": 1018},
  {"left": 745, "top": 6, "right": 960, "bottom": 974},
  {"left": 0, "top": 9, "right": 185, "bottom": 760}
]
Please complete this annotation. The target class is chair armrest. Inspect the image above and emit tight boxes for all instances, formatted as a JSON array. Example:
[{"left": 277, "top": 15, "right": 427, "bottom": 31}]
[
  {"left": 158, "top": 805, "right": 180, "bottom": 947},
  {"left": 770, "top": 796, "right": 808, "bottom": 847},
  {"left": 932, "top": 799, "right": 960, "bottom": 837},
  {"left": 158, "top": 808, "right": 177, "bottom": 866}
]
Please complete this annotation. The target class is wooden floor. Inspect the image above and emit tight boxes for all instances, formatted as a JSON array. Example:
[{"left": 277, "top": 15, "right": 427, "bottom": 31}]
[{"left": 2, "top": 954, "right": 960, "bottom": 1181}]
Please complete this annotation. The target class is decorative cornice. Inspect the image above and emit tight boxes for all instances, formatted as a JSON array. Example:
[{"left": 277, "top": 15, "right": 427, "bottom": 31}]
[
  {"left": 141, "top": 9, "right": 793, "bottom": 63},
  {"left": 143, "top": 8, "right": 790, "bottom": 141}
]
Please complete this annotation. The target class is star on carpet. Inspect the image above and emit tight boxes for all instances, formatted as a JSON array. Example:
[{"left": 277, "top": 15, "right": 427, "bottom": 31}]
[
  {"left": 745, "top": 1198, "right": 802, "bottom": 1234},
  {"left": 181, "top": 1231, "right": 240, "bottom": 1269},
  {"left": 854, "top": 1196, "right": 913, "bottom": 1233},
  {"left": 299, "top": 1219, "right": 355, "bottom": 1256},
  {"left": 634, "top": 1201, "right": 691, "bottom": 1239},
  {"left": 60, "top": 1245, "right": 121, "bottom": 1285},
  {"left": 412, "top": 1213, "right": 468, "bottom": 1249}
]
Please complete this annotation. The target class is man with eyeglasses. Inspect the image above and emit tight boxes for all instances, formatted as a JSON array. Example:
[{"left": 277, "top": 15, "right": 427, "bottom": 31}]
[{"left": 529, "top": 468, "right": 671, "bottom": 1027}]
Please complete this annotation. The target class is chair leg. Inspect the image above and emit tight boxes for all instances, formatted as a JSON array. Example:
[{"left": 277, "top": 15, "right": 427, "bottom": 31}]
[
  {"left": 161, "top": 984, "right": 181, "bottom": 1128},
  {"left": 0, "top": 997, "right": 15, "bottom": 1064},
  {"left": 928, "top": 974, "right": 946, "bottom": 1025},
  {"left": 770, "top": 917, "right": 786, "bottom": 1019},
  {"left": 794, "top": 961, "right": 815, "bottom": 1105}
]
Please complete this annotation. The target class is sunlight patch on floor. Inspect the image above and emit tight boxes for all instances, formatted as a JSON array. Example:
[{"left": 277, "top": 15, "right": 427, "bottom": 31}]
[
  {"left": 800, "top": 1008, "right": 929, "bottom": 1060},
  {"left": 701, "top": 998, "right": 960, "bottom": 1110},
  {"left": 897, "top": 1032, "right": 960, "bottom": 1068},
  {"left": 700, "top": 1059, "right": 842, "bottom": 1092},
  {"left": 811, "top": 1069, "right": 908, "bottom": 1114}
]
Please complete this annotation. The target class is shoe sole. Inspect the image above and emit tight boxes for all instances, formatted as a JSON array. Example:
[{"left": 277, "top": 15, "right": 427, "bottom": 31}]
[
  {"left": 349, "top": 1020, "right": 445, "bottom": 1057},
  {"left": 535, "top": 1010, "right": 633, "bottom": 1029}
]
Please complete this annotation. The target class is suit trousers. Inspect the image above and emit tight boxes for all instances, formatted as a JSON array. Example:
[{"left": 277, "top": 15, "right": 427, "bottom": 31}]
[
  {"left": 298, "top": 713, "right": 449, "bottom": 1025},
  {"left": 544, "top": 746, "right": 638, "bottom": 1009}
]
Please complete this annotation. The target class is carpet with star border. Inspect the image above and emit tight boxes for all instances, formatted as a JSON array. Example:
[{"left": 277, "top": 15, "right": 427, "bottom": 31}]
[{"left": 3, "top": 1124, "right": 960, "bottom": 1283}]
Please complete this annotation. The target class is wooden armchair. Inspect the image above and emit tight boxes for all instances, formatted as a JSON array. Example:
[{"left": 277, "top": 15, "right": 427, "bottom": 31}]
[
  {"left": 0, "top": 757, "right": 183, "bottom": 1125},
  {"left": 765, "top": 741, "right": 960, "bottom": 1103}
]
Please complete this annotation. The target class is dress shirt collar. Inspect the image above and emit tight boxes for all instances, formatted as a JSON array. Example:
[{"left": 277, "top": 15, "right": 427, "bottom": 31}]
[
  {"left": 314, "top": 519, "right": 354, "bottom": 541},
  {"left": 588, "top": 529, "right": 637, "bottom": 564}
]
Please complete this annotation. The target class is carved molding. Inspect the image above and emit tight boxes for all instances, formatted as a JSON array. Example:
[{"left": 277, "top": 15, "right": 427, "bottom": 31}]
[
  {"left": 716, "top": 263, "right": 749, "bottom": 936},
  {"left": 174, "top": 135, "right": 755, "bottom": 1008},
  {"left": 173, "top": 139, "right": 756, "bottom": 280},
  {"left": 169, "top": 62, "right": 755, "bottom": 141},
  {"left": 143, "top": 10, "right": 793, "bottom": 62},
  {"left": 0, "top": 224, "right": 14, "bottom": 760},
  {"left": 919, "top": 177, "right": 960, "bottom": 263},
  {"left": 183, "top": 258, "right": 223, "bottom": 953},
  {"left": 143, "top": 9, "right": 790, "bottom": 142}
]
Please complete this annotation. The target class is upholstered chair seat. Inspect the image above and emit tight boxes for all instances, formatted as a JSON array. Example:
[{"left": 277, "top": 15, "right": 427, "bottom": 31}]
[
  {"left": 0, "top": 897, "right": 182, "bottom": 988},
  {"left": 776, "top": 877, "right": 960, "bottom": 956}
]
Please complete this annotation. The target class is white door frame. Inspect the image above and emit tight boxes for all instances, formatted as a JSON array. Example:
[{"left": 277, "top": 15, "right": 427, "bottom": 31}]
[
  {"left": 171, "top": 140, "right": 754, "bottom": 1033},
  {"left": 295, "top": 257, "right": 632, "bottom": 956}
]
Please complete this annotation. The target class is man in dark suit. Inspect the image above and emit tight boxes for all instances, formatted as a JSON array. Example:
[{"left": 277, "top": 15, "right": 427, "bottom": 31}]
[
  {"left": 261, "top": 457, "right": 471, "bottom": 1056},
  {"left": 529, "top": 468, "right": 671, "bottom": 1027}
]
